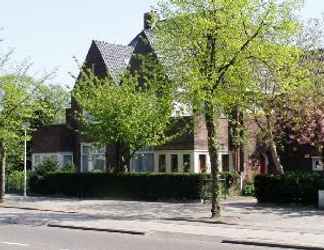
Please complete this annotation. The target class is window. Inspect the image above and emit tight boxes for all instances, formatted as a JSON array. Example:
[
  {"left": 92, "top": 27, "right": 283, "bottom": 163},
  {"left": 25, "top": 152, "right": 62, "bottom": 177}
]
[
  {"left": 222, "top": 155, "right": 229, "bottom": 172},
  {"left": 81, "top": 145, "right": 90, "bottom": 172},
  {"left": 93, "top": 156, "right": 105, "bottom": 172},
  {"left": 312, "top": 157, "right": 323, "bottom": 171},
  {"left": 171, "top": 154, "right": 178, "bottom": 172},
  {"left": 63, "top": 154, "right": 73, "bottom": 167},
  {"left": 183, "top": 154, "right": 191, "bottom": 173},
  {"left": 133, "top": 153, "right": 154, "bottom": 172},
  {"left": 159, "top": 154, "right": 166, "bottom": 172},
  {"left": 32, "top": 153, "right": 73, "bottom": 169},
  {"left": 199, "top": 154, "right": 207, "bottom": 173},
  {"left": 46, "top": 154, "right": 59, "bottom": 163},
  {"left": 34, "top": 155, "right": 41, "bottom": 166},
  {"left": 81, "top": 144, "right": 106, "bottom": 173}
]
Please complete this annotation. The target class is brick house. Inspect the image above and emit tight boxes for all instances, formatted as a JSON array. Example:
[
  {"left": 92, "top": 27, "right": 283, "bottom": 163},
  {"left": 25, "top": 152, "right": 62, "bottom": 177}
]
[{"left": 31, "top": 13, "right": 275, "bottom": 175}]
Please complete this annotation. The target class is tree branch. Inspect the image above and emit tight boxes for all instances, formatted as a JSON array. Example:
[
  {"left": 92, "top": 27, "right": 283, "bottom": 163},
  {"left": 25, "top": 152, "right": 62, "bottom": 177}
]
[{"left": 213, "top": 10, "right": 270, "bottom": 90}]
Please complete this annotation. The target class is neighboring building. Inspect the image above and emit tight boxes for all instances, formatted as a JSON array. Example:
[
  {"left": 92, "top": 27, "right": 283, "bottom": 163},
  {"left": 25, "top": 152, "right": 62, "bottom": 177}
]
[{"left": 33, "top": 12, "right": 316, "bottom": 175}]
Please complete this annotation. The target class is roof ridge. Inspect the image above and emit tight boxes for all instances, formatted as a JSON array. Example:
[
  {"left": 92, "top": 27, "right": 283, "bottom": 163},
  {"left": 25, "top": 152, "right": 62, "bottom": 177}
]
[{"left": 93, "top": 40, "right": 131, "bottom": 49}]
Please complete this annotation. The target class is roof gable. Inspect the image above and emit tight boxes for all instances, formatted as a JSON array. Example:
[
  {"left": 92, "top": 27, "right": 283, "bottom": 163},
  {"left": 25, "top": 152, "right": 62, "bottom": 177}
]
[{"left": 93, "top": 40, "right": 134, "bottom": 83}]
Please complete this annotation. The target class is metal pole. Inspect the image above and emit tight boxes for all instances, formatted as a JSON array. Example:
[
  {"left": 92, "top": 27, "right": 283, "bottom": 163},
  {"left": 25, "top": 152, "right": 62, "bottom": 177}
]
[{"left": 24, "top": 128, "right": 27, "bottom": 197}]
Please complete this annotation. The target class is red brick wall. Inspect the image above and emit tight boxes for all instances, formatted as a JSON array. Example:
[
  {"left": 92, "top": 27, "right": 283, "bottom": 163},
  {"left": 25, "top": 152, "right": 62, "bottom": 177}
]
[
  {"left": 31, "top": 125, "right": 75, "bottom": 153},
  {"left": 194, "top": 114, "right": 229, "bottom": 151}
]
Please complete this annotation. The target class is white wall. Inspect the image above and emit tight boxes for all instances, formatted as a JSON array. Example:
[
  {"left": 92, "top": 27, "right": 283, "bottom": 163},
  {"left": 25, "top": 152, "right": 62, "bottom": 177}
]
[
  {"left": 131, "top": 149, "right": 231, "bottom": 174},
  {"left": 32, "top": 152, "right": 73, "bottom": 169},
  {"left": 131, "top": 150, "right": 194, "bottom": 173}
]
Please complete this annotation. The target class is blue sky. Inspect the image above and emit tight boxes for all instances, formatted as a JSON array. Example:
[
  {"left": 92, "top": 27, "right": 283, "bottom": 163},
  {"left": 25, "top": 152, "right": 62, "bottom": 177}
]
[{"left": 1, "top": 0, "right": 323, "bottom": 87}]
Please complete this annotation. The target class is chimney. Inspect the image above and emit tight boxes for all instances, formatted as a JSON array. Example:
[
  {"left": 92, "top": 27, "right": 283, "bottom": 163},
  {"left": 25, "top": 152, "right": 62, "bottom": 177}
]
[{"left": 144, "top": 11, "right": 157, "bottom": 29}]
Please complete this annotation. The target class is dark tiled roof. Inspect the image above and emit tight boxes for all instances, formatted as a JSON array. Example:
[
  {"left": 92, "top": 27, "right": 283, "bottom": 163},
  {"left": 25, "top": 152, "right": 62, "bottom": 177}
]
[
  {"left": 143, "top": 29, "right": 154, "bottom": 47},
  {"left": 93, "top": 40, "right": 134, "bottom": 82},
  {"left": 129, "top": 29, "right": 155, "bottom": 50}
]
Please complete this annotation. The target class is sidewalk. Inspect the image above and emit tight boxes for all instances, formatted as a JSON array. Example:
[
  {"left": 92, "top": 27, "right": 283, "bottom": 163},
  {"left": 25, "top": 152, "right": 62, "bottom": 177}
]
[
  {"left": 48, "top": 217, "right": 324, "bottom": 249},
  {"left": 2, "top": 194, "right": 324, "bottom": 249}
]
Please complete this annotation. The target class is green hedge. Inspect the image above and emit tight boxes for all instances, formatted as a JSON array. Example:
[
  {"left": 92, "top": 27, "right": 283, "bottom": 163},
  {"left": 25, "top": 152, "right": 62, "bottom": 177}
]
[
  {"left": 6, "top": 170, "right": 32, "bottom": 194},
  {"left": 29, "top": 172, "right": 239, "bottom": 201},
  {"left": 255, "top": 172, "right": 324, "bottom": 205},
  {"left": 6, "top": 170, "right": 24, "bottom": 194}
]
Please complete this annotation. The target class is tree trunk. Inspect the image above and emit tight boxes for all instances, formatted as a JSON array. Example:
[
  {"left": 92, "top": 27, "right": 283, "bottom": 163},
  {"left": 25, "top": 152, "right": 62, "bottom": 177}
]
[
  {"left": 266, "top": 116, "right": 284, "bottom": 175},
  {"left": 114, "top": 143, "right": 123, "bottom": 173},
  {"left": 114, "top": 143, "right": 130, "bottom": 173},
  {"left": 269, "top": 139, "right": 284, "bottom": 175},
  {"left": 205, "top": 106, "right": 221, "bottom": 218},
  {"left": 0, "top": 142, "right": 6, "bottom": 203}
]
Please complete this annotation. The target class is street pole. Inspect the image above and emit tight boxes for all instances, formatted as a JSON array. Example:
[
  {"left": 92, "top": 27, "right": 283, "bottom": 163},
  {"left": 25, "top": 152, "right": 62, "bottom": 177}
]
[
  {"left": 22, "top": 122, "right": 30, "bottom": 198},
  {"left": 24, "top": 127, "right": 27, "bottom": 197}
]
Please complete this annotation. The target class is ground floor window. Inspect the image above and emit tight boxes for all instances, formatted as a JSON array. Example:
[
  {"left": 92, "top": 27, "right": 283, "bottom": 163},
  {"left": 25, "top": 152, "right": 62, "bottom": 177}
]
[
  {"left": 183, "top": 154, "right": 191, "bottom": 172},
  {"left": 32, "top": 152, "right": 73, "bottom": 169},
  {"left": 222, "top": 154, "right": 229, "bottom": 172},
  {"left": 199, "top": 154, "right": 207, "bottom": 173},
  {"left": 133, "top": 153, "right": 154, "bottom": 172},
  {"left": 171, "top": 154, "right": 178, "bottom": 172},
  {"left": 159, "top": 154, "right": 166, "bottom": 172},
  {"left": 81, "top": 144, "right": 106, "bottom": 173},
  {"left": 312, "top": 157, "right": 323, "bottom": 171}
]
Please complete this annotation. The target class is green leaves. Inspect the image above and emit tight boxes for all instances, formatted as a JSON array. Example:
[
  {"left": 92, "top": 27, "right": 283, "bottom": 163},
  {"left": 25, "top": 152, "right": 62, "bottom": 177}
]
[
  {"left": 74, "top": 55, "right": 173, "bottom": 163},
  {"left": 0, "top": 75, "right": 34, "bottom": 143},
  {"left": 155, "top": 0, "right": 304, "bottom": 114},
  {"left": 30, "top": 83, "right": 70, "bottom": 128}
]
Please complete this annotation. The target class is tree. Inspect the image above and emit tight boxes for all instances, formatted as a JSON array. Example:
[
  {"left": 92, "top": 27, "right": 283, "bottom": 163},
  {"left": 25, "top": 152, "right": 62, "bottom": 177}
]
[
  {"left": 272, "top": 86, "right": 324, "bottom": 159},
  {"left": 155, "top": 0, "right": 305, "bottom": 217},
  {"left": 30, "top": 83, "right": 70, "bottom": 129},
  {"left": 250, "top": 15, "right": 324, "bottom": 175},
  {"left": 4, "top": 81, "right": 70, "bottom": 177},
  {"left": 74, "top": 57, "right": 173, "bottom": 172},
  {"left": 0, "top": 74, "right": 41, "bottom": 202}
]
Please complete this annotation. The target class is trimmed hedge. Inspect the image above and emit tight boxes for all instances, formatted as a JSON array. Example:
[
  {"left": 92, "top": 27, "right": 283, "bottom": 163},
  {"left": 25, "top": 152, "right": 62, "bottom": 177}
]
[
  {"left": 29, "top": 172, "right": 239, "bottom": 201},
  {"left": 255, "top": 172, "right": 324, "bottom": 205},
  {"left": 29, "top": 173, "right": 204, "bottom": 200}
]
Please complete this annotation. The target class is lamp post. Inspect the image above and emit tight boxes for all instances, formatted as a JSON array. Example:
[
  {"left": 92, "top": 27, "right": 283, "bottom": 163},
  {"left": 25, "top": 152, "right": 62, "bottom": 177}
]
[{"left": 22, "top": 122, "right": 30, "bottom": 198}]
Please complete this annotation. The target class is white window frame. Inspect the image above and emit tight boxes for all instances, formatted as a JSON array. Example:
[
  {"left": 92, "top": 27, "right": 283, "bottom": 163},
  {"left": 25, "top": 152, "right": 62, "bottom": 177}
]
[
  {"left": 81, "top": 143, "right": 106, "bottom": 173},
  {"left": 32, "top": 152, "right": 73, "bottom": 169},
  {"left": 312, "top": 156, "right": 323, "bottom": 171},
  {"left": 131, "top": 152, "right": 155, "bottom": 173}
]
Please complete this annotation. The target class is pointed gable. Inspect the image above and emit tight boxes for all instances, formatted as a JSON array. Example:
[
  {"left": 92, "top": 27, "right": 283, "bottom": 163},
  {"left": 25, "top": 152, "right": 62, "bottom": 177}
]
[
  {"left": 93, "top": 41, "right": 134, "bottom": 83},
  {"left": 83, "top": 41, "right": 109, "bottom": 78},
  {"left": 129, "top": 29, "right": 155, "bottom": 55}
]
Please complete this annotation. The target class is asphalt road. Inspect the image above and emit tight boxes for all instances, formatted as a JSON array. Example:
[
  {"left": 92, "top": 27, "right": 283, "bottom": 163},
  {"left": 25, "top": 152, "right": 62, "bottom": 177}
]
[{"left": 0, "top": 224, "right": 293, "bottom": 250}]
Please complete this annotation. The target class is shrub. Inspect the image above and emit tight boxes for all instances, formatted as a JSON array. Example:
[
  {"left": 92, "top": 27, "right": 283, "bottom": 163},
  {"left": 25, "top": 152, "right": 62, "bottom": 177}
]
[
  {"left": 29, "top": 173, "right": 203, "bottom": 200},
  {"left": 6, "top": 170, "right": 30, "bottom": 194},
  {"left": 29, "top": 172, "right": 240, "bottom": 201},
  {"left": 242, "top": 182, "right": 255, "bottom": 196},
  {"left": 60, "top": 164, "right": 76, "bottom": 173},
  {"left": 221, "top": 171, "right": 241, "bottom": 196},
  {"left": 254, "top": 172, "right": 324, "bottom": 205},
  {"left": 34, "top": 159, "right": 59, "bottom": 177}
]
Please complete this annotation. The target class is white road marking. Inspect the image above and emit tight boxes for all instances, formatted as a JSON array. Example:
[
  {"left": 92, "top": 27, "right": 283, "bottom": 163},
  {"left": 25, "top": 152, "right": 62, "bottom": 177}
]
[{"left": 0, "top": 241, "right": 29, "bottom": 247}]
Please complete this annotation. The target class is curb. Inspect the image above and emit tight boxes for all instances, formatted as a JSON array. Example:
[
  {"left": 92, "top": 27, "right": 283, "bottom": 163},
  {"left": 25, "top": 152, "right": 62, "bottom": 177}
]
[
  {"left": 47, "top": 224, "right": 146, "bottom": 235},
  {"left": 165, "top": 217, "right": 239, "bottom": 226},
  {"left": 0, "top": 205, "right": 77, "bottom": 214},
  {"left": 222, "top": 240, "right": 324, "bottom": 250}
]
